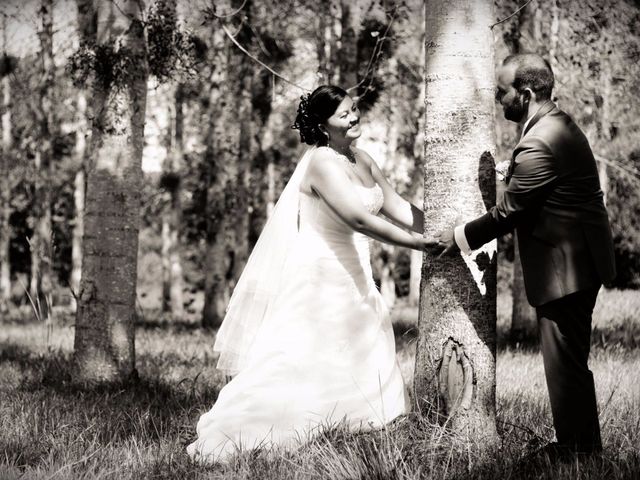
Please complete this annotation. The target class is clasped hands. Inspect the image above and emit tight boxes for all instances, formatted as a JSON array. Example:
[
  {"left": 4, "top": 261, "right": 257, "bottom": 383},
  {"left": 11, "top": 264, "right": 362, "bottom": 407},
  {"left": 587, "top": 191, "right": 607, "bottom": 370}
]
[{"left": 420, "top": 228, "right": 460, "bottom": 258}]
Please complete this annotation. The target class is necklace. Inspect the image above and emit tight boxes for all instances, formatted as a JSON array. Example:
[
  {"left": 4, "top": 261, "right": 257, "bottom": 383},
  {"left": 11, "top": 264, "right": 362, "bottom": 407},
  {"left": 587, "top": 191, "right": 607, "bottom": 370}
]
[{"left": 330, "top": 145, "right": 357, "bottom": 168}]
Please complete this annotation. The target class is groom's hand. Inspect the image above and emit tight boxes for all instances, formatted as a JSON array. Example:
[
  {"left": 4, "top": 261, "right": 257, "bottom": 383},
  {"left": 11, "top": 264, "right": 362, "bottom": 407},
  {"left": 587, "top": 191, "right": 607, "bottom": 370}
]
[{"left": 435, "top": 228, "right": 460, "bottom": 258}]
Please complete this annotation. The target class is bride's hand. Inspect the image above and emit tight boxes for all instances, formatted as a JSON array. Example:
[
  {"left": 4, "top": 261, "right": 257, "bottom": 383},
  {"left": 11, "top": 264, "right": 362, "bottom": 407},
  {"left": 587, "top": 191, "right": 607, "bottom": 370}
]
[{"left": 418, "top": 237, "right": 443, "bottom": 253}]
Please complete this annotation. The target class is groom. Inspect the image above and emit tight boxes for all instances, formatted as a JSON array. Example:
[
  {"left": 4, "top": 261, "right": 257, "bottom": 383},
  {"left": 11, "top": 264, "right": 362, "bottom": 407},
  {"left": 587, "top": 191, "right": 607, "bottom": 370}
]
[{"left": 437, "top": 53, "right": 616, "bottom": 457}]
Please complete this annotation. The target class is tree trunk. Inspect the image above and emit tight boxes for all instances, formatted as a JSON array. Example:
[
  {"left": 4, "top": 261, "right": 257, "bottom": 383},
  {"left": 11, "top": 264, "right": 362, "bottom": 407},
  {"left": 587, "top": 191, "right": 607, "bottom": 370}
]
[
  {"left": 73, "top": 0, "right": 147, "bottom": 383},
  {"left": 408, "top": 192, "right": 423, "bottom": 306},
  {"left": 30, "top": 0, "right": 55, "bottom": 323},
  {"left": 337, "top": 1, "right": 358, "bottom": 88},
  {"left": 70, "top": 92, "right": 88, "bottom": 311},
  {"left": 414, "top": 0, "right": 498, "bottom": 446},
  {"left": 202, "top": 1, "right": 254, "bottom": 328},
  {"left": 0, "top": 34, "right": 12, "bottom": 311},
  {"left": 70, "top": 0, "right": 96, "bottom": 312},
  {"left": 596, "top": 32, "right": 611, "bottom": 206},
  {"left": 315, "top": 2, "right": 330, "bottom": 84},
  {"left": 161, "top": 83, "right": 184, "bottom": 319},
  {"left": 510, "top": 232, "right": 537, "bottom": 343},
  {"left": 548, "top": 0, "right": 560, "bottom": 76}
]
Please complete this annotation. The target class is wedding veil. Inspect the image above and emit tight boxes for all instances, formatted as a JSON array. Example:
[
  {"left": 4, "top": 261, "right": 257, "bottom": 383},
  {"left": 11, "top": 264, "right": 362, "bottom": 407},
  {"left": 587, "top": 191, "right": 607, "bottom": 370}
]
[{"left": 213, "top": 146, "right": 317, "bottom": 375}]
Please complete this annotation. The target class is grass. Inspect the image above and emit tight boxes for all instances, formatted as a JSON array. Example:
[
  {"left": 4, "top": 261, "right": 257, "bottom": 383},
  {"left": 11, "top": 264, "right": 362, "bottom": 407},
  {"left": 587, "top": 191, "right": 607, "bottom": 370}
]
[{"left": 1, "top": 289, "right": 639, "bottom": 479}]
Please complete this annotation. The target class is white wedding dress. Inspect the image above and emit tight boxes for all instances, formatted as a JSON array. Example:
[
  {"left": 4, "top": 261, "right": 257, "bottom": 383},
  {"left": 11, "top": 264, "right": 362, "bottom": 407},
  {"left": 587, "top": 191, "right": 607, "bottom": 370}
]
[{"left": 187, "top": 176, "right": 408, "bottom": 463}]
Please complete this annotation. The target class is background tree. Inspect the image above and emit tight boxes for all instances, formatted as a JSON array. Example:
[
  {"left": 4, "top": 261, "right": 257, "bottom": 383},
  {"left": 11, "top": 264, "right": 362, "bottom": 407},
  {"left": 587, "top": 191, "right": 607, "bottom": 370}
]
[
  {"left": 72, "top": 0, "right": 148, "bottom": 382},
  {"left": 158, "top": 0, "right": 185, "bottom": 320},
  {"left": 414, "top": 0, "right": 498, "bottom": 446},
  {"left": 0, "top": 15, "right": 16, "bottom": 313},
  {"left": 29, "top": 0, "right": 55, "bottom": 323}
]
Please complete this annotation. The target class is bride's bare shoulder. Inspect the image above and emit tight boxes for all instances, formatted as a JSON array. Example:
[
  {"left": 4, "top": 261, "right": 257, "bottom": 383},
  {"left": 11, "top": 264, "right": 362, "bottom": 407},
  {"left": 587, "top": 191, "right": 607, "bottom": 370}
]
[
  {"left": 310, "top": 146, "right": 336, "bottom": 162},
  {"left": 308, "top": 147, "right": 341, "bottom": 173},
  {"left": 352, "top": 146, "right": 374, "bottom": 165}
]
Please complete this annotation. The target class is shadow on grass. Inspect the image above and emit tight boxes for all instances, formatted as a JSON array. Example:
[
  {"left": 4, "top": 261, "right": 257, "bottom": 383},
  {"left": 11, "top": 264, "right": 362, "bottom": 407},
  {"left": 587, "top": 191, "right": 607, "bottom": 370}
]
[{"left": 0, "top": 342, "right": 219, "bottom": 447}]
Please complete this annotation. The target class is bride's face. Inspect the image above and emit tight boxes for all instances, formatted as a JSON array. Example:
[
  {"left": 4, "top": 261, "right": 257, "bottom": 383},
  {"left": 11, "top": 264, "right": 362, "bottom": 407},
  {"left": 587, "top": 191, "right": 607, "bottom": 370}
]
[{"left": 323, "top": 96, "right": 361, "bottom": 144}]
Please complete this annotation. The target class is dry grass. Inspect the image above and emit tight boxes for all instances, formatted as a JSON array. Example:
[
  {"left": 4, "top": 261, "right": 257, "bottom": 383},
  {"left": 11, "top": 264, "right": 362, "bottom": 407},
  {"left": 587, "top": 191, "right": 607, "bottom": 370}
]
[{"left": 1, "top": 289, "right": 639, "bottom": 479}]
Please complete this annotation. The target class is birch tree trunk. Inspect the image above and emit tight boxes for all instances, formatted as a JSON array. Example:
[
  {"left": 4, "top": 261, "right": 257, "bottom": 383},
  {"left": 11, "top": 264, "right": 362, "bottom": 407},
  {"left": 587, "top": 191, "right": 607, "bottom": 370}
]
[
  {"left": 414, "top": 0, "right": 498, "bottom": 446},
  {"left": 408, "top": 192, "right": 423, "bottom": 306},
  {"left": 71, "top": 92, "right": 87, "bottom": 311},
  {"left": 70, "top": 0, "right": 97, "bottom": 312},
  {"left": 0, "top": 24, "right": 12, "bottom": 311},
  {"left": 31, "top": 0, "right": 55, "bottom": 322},
  {"left": 73, "top": 0, "right": 147, "bottom": 383}
]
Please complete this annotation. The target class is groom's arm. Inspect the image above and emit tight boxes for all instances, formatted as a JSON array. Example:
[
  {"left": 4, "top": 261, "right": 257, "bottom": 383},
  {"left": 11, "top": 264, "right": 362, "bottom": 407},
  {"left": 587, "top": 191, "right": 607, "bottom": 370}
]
[{"left": 455, "top": 135, "right": 558, "bottom": 252}]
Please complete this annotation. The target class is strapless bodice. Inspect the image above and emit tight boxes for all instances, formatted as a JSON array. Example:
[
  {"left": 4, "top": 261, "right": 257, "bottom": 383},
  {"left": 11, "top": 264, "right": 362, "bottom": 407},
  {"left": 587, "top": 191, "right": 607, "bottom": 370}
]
[{"left": 298, "top": 183, "right": 384, "bottom": 237}]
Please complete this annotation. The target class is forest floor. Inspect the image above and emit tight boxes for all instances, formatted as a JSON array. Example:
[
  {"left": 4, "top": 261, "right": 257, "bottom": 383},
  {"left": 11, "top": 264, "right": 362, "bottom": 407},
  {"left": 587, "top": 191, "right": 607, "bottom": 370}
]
[{"left": 0, "top": 288, "right": 639, "bottom": 480}]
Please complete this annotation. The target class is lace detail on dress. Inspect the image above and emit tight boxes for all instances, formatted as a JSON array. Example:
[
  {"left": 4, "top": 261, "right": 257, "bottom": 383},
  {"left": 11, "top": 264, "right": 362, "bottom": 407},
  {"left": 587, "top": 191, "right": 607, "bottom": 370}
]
[{"left": 355, "top": 183, "right": 384, "bottom": 215}]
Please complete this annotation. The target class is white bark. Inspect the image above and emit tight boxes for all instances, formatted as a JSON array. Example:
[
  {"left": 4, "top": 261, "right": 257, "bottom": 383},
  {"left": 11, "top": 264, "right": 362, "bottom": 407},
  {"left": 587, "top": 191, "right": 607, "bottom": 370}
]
[
  {"left": 414, "top": 0, "right": 498, "bottom": 446},
  {"left": 0, "top": 51, "right": 12, "bottom": 310}
]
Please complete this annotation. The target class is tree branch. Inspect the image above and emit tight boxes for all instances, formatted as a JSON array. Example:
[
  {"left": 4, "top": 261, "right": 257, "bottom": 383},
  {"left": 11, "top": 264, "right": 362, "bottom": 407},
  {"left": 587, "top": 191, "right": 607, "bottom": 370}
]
[
  {"left": 222, "top": 24, "right": 308, "bottom": 92},
  {"left": 490, "top": 0, "right": 536, "bottom": 30}
]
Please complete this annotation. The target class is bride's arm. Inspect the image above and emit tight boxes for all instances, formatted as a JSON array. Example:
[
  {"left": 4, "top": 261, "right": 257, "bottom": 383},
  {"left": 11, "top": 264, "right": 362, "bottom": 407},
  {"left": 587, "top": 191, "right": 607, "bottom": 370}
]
[
  {"left": 307, "top": 149, "right": 435, "bottom": 252},
  {"left": 354, "top": 148, "right": 424, "bottom": 235}
]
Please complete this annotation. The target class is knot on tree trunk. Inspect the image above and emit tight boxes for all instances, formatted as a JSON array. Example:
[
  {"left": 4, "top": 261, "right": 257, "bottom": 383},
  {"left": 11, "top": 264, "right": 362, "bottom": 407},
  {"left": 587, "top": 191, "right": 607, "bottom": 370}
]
[{"left": 438, "top": 338, "right": 474, "bottom": 417}]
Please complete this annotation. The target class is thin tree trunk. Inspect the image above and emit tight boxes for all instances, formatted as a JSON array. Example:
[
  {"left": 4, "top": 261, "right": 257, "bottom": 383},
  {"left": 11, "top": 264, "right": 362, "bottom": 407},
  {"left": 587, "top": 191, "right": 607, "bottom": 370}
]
[
  {"left": 337, "top": 1, "right": 357, "bottom": 88},
  {"left": 31, "top": 0, "right": 55, "bottom": 323},
  {"left": 202, "top": 1, "right": 254, "bottom": 328},
  {"left": 597, "top": 32, "right": 611, "bottom": 205},
  {"left": 161, "top": 84, "right": 184, "bottom": 319},
  {"left": 70, "top": 92, "right": 87, "bottom": 311},
  {"left": 548, "top": 0, "right": 560, "bottom": 75},
  {"left": 73, "top": 0, "right": 147, "bottom": 383},
  {"left": 414, "top": 0, "right": 498, "bottom": 446},
  {"left": 408, "top": 192, "right": 423, "bottom": 306},
  {"left": 510, "top": 232, "right": 537, "bottom": 343},
  {"left": 315, "top": 2, "right": 329, "bottom": 84},
  {"left": 0, "top": 23, "right": 12, "bottom": 311},
  {"left": 202, "top": 26, "right": 235, "bottom": 328}
]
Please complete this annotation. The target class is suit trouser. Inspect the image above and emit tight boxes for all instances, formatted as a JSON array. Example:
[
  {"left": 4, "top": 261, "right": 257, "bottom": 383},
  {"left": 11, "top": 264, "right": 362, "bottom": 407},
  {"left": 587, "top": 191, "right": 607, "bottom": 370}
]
[{"left": 536, "top": 285, "right": 601, "bottom": 452}]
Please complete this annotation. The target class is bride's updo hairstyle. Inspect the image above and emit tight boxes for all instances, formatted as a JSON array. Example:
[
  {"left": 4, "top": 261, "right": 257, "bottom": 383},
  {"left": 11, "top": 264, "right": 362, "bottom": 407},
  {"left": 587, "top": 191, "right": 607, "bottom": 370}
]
[{"left": 292, "top": 85, "right": 347, "bottom": 146}]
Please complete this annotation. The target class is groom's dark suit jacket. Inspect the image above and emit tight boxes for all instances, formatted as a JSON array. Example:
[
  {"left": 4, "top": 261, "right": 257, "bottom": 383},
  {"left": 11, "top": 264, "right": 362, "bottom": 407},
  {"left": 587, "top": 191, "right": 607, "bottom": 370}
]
[{"left": 464, "top": 101, "right": 616, "bottom": 306}]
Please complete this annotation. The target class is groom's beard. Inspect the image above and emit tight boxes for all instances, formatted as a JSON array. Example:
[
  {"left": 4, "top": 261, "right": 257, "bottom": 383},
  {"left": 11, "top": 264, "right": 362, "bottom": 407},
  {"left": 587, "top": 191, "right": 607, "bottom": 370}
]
[{"left": 504, "top": 95, "right": 527, "bottom": 123}]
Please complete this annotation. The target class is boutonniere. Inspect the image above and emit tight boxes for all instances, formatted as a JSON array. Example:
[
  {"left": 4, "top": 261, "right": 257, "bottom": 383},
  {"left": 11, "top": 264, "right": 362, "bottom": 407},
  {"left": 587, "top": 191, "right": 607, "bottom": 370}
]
[{"left": 495, "top": 160, "right": 511, "bottom": 182}]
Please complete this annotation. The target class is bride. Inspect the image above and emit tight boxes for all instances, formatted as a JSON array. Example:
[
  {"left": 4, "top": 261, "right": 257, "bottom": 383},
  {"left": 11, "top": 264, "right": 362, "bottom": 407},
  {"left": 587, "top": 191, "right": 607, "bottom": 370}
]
[{"left": 187, "top": 85, "right": 437, "bottom": 463}]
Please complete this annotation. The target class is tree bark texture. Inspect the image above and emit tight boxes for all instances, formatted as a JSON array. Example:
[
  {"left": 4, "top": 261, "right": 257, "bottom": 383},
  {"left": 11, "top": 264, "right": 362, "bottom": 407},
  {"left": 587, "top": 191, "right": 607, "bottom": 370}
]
[
  {"left": 71, "top": 92, "right": 88, "bottom": 311},
  {"left": 202, "top": 3, "right": 253, "bottom": 328},
  {"left": 161, "top": 83, "right": 184, "bottom": 319},
  {"left": 414, "top": 0, "right": 498, "bottom": 445},
  {"left": 30, "top": 0, "right": 55, "bottom": 322},
  {"left": 73, "top": 0, "right": 147, "bottom": 383},
  {"left": 0, "top": 48, "right": 12, "bottom": 311},
  {"left": 70, "top": 0, "right": 97, "bottom": 311}
]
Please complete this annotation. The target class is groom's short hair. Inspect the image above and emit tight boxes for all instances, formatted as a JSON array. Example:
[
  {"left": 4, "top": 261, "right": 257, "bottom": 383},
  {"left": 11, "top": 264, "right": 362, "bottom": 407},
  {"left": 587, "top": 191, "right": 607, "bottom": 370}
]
[{"left": 503, "top": 53, "right": 554, "bottom": 101}]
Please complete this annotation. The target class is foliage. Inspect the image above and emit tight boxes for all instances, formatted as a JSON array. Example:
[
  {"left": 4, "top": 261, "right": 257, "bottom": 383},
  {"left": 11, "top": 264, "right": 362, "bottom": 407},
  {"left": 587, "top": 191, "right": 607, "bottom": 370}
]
[
  {"left": 66, "top": 0, "right": 204, "bottom": 91},
  {"left": 607, "top": 149, "right": 640, "bottom": 288}
]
